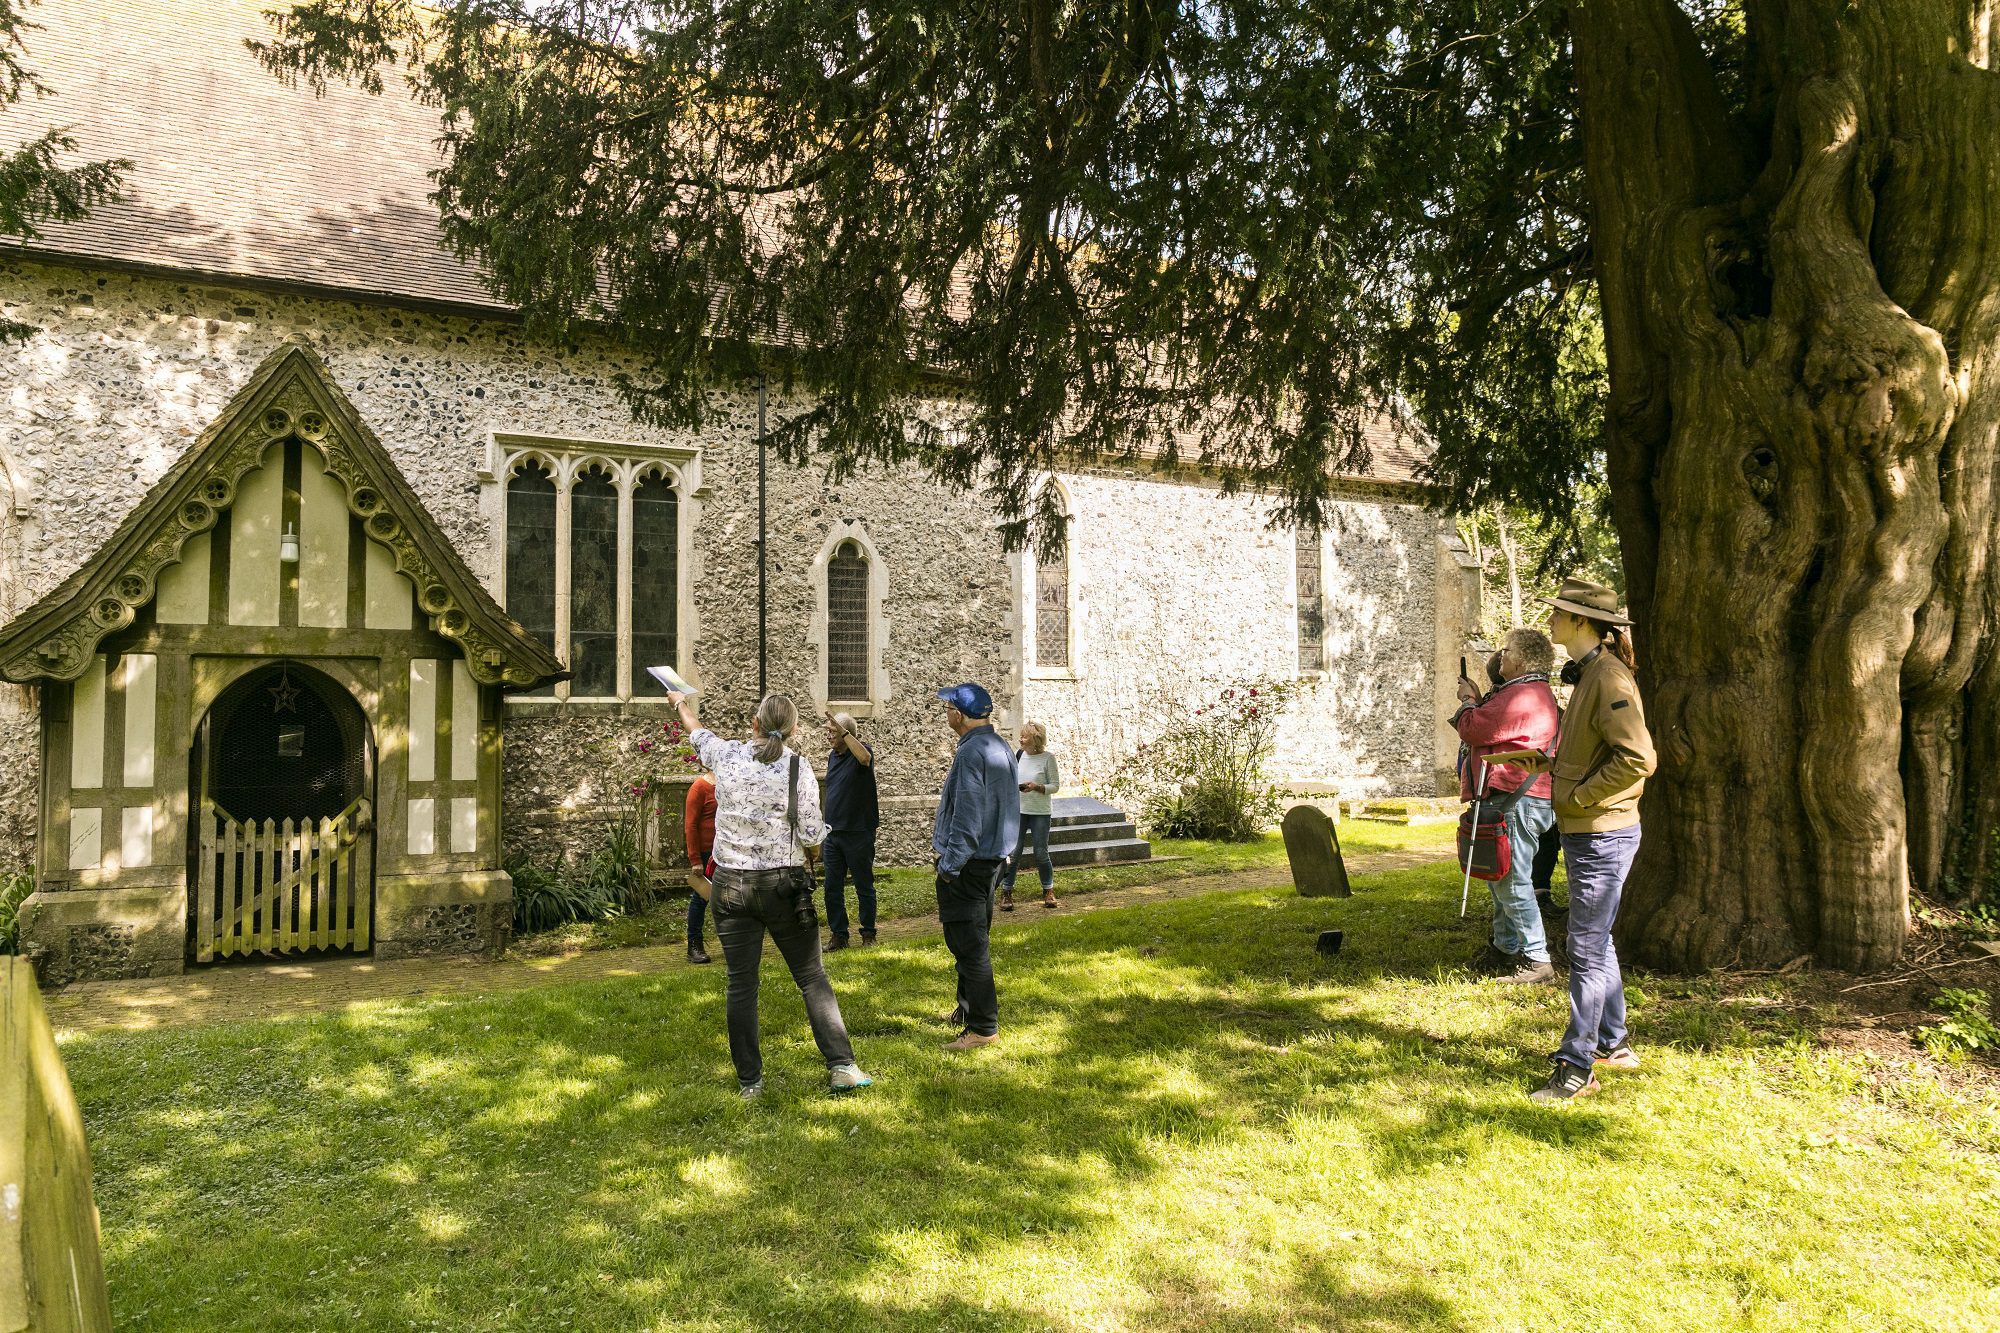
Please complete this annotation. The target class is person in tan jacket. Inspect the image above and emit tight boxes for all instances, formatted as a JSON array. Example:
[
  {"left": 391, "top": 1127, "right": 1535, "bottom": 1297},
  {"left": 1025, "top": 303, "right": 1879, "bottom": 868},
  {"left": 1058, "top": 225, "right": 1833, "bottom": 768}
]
[{"left": 1496, "top": 577, "right": 1657, "bottom": 1102}]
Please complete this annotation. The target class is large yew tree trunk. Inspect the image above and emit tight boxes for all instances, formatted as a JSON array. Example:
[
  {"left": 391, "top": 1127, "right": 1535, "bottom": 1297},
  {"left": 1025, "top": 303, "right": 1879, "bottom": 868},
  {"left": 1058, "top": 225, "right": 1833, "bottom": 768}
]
[{"left": 1570, "top": 0, "right": 2000, "bottom": 972}]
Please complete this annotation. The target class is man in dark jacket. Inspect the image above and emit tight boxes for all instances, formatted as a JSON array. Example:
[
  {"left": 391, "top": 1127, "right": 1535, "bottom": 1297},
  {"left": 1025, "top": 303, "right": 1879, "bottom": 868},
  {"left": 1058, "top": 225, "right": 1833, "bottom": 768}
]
[
  {"left": 931, "top": 682, "right": 1019, "bottom": 1050},
  {"left": 821, "top": 711, "right": 879, "bottom": 950}
]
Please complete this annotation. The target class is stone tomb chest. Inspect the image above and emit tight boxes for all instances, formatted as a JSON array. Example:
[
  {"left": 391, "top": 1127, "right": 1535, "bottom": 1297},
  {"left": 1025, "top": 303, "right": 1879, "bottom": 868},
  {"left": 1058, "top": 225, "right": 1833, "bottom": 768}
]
[{"left": 0, "top": 343, "right": 564, "bottom": 983}]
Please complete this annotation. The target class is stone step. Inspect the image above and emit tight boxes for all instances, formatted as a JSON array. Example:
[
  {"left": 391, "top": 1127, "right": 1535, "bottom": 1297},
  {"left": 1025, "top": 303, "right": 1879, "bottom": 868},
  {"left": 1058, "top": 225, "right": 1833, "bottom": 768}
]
[
  {"left": 1049, "top": 819, "right": 1138, "bottom": 846},
  {"left": 1049, "top": 796, "right": 1126, "bottom": 828},
  {"left": 1048, "top": 835, "right": 1154, "bottom": 867},
  {"left": 1353, "top": 799, "right": 1459, "bottom": 826}
]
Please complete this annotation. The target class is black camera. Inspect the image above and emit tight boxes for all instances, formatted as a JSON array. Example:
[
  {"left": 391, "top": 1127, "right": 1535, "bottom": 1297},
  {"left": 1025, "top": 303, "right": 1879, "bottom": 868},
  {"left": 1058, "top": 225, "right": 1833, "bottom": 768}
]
[{"left": 791, "top": 867, "right": 818, "bottom": 931}]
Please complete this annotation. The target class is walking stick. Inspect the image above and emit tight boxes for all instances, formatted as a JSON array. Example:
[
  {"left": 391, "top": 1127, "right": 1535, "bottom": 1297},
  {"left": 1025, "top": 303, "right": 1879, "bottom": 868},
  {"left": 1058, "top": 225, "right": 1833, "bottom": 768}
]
[{"left": 1459, "top": 763, "right": 1489, "bottom": 919}]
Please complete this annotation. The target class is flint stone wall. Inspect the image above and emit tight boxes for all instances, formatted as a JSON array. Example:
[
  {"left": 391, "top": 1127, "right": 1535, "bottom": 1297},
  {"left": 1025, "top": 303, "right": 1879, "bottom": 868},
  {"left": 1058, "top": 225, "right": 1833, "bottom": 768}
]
[
  {"left": 0, "top": 257, "right": 1018, "bottom": 872},
  {"left": 1024, "top": 469, "right": 1448, "bottom": 798}
]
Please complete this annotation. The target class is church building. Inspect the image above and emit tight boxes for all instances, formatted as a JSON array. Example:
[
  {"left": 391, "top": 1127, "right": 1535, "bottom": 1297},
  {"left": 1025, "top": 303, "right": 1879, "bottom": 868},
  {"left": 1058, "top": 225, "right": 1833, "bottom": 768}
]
[{"left": 0, "top": 0, "right": 1479, "bottom": 982}]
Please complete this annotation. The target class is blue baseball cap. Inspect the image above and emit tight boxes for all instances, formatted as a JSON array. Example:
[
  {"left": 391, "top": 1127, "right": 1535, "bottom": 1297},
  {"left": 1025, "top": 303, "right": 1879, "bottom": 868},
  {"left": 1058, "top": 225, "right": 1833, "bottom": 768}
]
[{"left": 936, "top": 682, "right": 994, "bottom": 718}]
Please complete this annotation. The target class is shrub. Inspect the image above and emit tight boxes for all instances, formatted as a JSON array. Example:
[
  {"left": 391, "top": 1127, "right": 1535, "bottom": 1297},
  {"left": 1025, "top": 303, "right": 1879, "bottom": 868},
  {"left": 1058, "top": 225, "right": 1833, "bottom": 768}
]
[
  {"left": 507, "top": 853, "right": 621, "bottom": 936},
  {"left": 0, "top": 869, "right": 32, "bottom": 954},
  {"left": 585, "top": 817, "right": 654, "bottom": 914},
  {"left": 1917, "top": 987, "right": 1999, "bottom": 1059},
  {"left": 1106, "top": 678, "right": 1309, "bottom": 842}
]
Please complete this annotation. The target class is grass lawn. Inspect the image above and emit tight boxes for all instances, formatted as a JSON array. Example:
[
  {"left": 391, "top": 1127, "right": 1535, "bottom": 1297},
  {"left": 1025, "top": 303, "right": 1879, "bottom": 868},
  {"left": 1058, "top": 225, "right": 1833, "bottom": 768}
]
[
  {"left": 61, "top": 851, "right": 2000, "bottom": 1331},
  {"left": 510, "top": 820, "right": 1449, "bottom": 957}
]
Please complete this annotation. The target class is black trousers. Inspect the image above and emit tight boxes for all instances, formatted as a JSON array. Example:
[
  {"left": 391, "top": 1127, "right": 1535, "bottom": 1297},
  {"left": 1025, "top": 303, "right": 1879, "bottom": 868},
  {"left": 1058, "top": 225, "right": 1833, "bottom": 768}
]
[
  {"left": 1532, "top": 821, "right": 1562, "bottom": 893},
  {"left": 822, "top": 828, "right": 878, "bottom": 936},
  {"left": 711, "top": 867, "right": 856, "bottom": 1085},
  {"left": 938, "top": 857, "right": 1001, "bottom": 1036}
]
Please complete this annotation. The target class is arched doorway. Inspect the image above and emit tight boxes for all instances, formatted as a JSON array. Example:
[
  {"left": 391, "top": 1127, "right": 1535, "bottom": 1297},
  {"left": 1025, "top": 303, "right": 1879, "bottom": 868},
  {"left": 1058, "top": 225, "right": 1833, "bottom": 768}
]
[{"left": 188, "top": 662, "right": 376, "bottom": 962}]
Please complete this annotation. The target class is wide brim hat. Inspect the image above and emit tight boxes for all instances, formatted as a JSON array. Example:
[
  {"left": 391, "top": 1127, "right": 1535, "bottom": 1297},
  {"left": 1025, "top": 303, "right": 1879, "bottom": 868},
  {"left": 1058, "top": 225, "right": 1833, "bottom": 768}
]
[{"left": 1540, "top": 576, "right": 1633, "bottom": 626}]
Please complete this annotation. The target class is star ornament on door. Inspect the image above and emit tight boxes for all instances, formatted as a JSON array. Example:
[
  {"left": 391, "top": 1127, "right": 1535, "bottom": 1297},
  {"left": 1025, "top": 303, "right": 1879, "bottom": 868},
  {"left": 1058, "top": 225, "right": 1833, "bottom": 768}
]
[{"left": 269, "top": 666, "right": 301, "bottom": 714}]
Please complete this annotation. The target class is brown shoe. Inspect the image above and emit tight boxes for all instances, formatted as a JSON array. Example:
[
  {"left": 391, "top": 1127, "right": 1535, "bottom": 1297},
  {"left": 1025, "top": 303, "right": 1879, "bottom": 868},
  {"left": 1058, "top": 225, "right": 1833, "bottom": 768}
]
[
  {"left": 944, "top": 1031, "right": 997, "bottom": 1051},
  {"left": 1001, "top": 890, "right": 1016, "bottom": 912},
  {"left": 1041, "top": 891, "right": 1058, "bottom": 909}
]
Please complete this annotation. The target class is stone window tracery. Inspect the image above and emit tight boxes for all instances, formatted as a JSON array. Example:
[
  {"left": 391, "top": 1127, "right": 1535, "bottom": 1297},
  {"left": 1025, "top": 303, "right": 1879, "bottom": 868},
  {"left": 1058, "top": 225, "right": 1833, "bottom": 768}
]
[
  {"left": 495, "top": 440, "right": 697, "bottom": 703},
  {"left": 1296, "top": 529, "right": 1325, "bottom": 675},
  {"left": 809, "top": 520, "right": 890, "bottom": 715},
  {"left": 826, "top": 540, "right": 872, "bottom": 702},
  {"left": 1029, "top": 483, "right": 1073, "bottom": 675}
]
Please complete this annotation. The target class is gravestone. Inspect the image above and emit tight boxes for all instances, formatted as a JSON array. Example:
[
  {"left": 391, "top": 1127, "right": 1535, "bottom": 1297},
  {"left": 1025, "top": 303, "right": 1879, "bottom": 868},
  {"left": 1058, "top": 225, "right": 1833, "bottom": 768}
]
[{"left": 1282, "top": 804, "right": 1351, "bottom": 898}]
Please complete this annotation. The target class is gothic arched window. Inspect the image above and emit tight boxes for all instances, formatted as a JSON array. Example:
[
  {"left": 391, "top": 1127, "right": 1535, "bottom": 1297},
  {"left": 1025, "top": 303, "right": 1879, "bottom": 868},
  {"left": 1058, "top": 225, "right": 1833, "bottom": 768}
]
[
  {"left": 1296, "top": 529, "right": 1325, "bottom": 675},
  {"left": 568, "top": 463, "right": 620, "bottom": 698},
  {"left": 826, "top": 540, "right": 872, "bottom": 702},
  {"left": 629, "top": 467, "right": 680, "bottom": 697},
  {"left": 505, "top": 459, "right": 558, "bottom": 696}
]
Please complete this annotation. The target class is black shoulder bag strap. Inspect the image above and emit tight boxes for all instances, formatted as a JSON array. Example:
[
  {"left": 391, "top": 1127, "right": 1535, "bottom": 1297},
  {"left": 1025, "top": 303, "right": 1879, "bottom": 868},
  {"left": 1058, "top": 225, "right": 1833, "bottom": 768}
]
[{"left": 786, "top": 753, "right": 814, "bottom": 891}]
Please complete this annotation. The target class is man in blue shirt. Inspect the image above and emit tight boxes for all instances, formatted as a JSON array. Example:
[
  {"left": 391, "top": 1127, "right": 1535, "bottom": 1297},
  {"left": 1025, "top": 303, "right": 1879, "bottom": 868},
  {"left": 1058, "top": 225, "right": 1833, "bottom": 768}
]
[
  {"left": 932, "top": 682, "right": 1019, "bottom": 1049},
  {"left": 820, "top": 711, "right": 879, "bottom": 950}
]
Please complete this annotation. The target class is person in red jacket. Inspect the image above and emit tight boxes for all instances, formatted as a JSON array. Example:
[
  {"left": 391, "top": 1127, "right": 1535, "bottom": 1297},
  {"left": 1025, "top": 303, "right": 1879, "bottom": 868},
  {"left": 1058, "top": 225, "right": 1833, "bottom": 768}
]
[
  {"left": 683, "top": 772, "right": 718, "bottom": 964},
  {"left": 1453, "top": 627, "right": 1562, "bottom": 984}
]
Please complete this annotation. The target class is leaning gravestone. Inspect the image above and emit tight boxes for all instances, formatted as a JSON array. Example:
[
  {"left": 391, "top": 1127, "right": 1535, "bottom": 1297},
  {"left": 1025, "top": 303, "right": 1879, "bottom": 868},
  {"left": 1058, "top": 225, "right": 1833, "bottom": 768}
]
[{"left": 1282, "top": 804, "right": 1352, "bottom": 898}]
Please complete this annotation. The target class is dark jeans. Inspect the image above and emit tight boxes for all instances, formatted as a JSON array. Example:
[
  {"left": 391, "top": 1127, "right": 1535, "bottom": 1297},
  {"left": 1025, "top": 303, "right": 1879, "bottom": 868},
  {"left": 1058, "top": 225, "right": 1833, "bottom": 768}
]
[
  {"left": 1002, "top": 813, "right": 1054, "bottom": 892},
  {"left": 687, "top": 886, "right": 708, "bottom": 948},
  {"left": 822, "top": 828, "right": 878, "bottom": 937},
  {"left": 711, "top": 866, "right": 856, "bottom": 1085},
  {"left": 938, "top": 857, "right": 1001, "bottom": 1036},
  {"left": 1532, "top": 823, "right": 1562, "bottom": 893},
  {"left": 1556, "top": 826, "right": 1642, "bottom": 1072}
]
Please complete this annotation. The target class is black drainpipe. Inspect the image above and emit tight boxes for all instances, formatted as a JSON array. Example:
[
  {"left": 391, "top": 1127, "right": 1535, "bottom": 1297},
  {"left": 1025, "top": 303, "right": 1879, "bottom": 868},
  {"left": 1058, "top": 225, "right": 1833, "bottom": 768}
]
[{"left": 757, "top": 373, "right": 768, "bottom": 698}]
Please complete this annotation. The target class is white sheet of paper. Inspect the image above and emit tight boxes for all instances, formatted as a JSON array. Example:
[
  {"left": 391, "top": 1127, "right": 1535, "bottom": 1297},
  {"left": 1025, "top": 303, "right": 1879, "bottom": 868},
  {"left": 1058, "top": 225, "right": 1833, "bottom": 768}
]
[{"left": 646, "top": 664, "right": 698, "bottom": 696}]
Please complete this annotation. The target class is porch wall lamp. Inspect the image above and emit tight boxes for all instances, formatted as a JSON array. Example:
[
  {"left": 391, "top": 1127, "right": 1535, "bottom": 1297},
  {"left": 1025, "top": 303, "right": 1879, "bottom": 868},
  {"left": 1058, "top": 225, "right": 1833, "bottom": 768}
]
[{"left": 280, "top": 521, "right": 300, "bottom": 564}]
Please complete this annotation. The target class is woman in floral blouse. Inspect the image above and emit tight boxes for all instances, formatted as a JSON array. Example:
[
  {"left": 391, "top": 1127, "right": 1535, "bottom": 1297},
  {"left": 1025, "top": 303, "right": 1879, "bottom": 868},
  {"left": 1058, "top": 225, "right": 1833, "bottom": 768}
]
[{"left": 670, "top": 689, "right": 872, "bottom": 1100}]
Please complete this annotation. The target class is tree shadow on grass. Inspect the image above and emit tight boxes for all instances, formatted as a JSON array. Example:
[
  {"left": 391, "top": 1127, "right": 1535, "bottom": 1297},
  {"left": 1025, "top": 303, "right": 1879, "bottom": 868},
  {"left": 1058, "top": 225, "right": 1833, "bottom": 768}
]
[{"left": 66, "top": 881, "right": 1600, "bottom": 1331}]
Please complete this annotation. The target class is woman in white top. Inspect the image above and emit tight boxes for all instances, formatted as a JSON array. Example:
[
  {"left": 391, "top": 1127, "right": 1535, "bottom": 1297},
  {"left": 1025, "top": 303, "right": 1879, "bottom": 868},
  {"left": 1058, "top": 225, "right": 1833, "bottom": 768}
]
[
  {"left": 1002, "top": 721, "right": 1062, "bottom": 911},
  {"left": 672, "top": 690, "right": 871, "bottom": 1099}
]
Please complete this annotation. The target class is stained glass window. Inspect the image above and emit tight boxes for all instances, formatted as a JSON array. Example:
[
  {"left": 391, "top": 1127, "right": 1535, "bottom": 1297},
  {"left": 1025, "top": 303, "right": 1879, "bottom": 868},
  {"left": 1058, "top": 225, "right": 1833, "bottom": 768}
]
[
  {"left": 1296, "top": 531, "right": 1325, "bottom": 674},
  {"left": 827, "top": 541, "right": 871, "bottom": 702},
  {"left": 1035, "top": 556, "right": 1069, "bottom": 669},
  {"left": 568, "top": 464, "right": 619, "bottom": 698},
  {"left": 630, "top": 470, "right": 679, "bottom": 696},
  {"left": 504, "top": 460, "right": 557, "bottom": 697}
]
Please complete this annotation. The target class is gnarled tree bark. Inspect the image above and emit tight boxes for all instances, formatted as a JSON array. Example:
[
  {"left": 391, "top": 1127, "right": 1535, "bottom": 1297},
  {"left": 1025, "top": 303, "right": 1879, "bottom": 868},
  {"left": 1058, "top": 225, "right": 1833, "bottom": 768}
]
[{"left": 1571, "top": 0, "right": 2000, "bottom": 971}]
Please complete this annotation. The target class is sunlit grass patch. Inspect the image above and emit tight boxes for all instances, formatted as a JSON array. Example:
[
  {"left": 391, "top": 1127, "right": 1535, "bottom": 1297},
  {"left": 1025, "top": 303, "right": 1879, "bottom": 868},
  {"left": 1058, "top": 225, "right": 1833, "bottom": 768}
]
[{"left": 65, "top": 851, "right": 2000, "bottom": 1332}]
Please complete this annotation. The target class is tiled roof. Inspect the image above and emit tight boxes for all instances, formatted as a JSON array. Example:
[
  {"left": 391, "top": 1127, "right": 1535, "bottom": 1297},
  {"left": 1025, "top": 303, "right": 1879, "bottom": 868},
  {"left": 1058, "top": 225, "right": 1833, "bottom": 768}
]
[
  {"left": 2, "top": 0, "right": 1430, "bottom": 486},
  {"left": 5, "top": 0, "right": 500, "bottom": 308}
]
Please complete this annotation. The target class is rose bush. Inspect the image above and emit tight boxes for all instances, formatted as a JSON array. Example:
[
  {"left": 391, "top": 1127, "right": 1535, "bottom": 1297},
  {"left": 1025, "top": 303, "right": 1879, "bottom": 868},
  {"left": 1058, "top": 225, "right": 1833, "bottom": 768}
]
[{"left": 1105, "top": 677, "right": 1309, "bottom": 841}]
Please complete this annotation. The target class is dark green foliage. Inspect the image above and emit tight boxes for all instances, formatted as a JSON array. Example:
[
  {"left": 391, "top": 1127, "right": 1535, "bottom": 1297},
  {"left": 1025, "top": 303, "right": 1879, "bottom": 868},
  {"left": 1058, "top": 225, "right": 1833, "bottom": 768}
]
[
  {"left": 0, "top": 0, "right": 126, "bottom": 339},
  {"left": 248, "top": 0, "right": 1636, "bottom": 558},
  {"left": 506, "top": 851, "right": 622, "bottom": 934},
  {"left": 584, "top": 817, "right": 656, "bottom": 915},
  {"left": 0, "top": 867, "right": 31, "bottom": 953},
  {"left": 1918, "top": 988, "right": 1999, "bottom": 1059}
]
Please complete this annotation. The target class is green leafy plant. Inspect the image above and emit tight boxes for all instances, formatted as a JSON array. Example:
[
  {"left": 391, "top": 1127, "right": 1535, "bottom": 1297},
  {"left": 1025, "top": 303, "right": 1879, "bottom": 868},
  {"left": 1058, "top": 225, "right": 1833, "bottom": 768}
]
[
  {"left": 507, "top": 853, "right": 621, "bottom": 936},
  {"left": 1106, "top": 678, "right": 1308, "bottom": 842},
  {"left": 1917, "top": 988, "right": 1999, "bottom": 1059},
  {"left": 0, "top": 869, "right": 33, "bottom": 954},
  {"left": 586, "top": 818, "right": 653, "bottom": 915}
]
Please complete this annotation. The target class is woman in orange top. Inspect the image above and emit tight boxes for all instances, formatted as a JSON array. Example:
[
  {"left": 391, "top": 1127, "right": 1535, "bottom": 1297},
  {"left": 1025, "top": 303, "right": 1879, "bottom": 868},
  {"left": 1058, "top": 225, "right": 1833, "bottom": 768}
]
[{"left": 683, "top": 772, "right": 718, "bottom": 963}]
